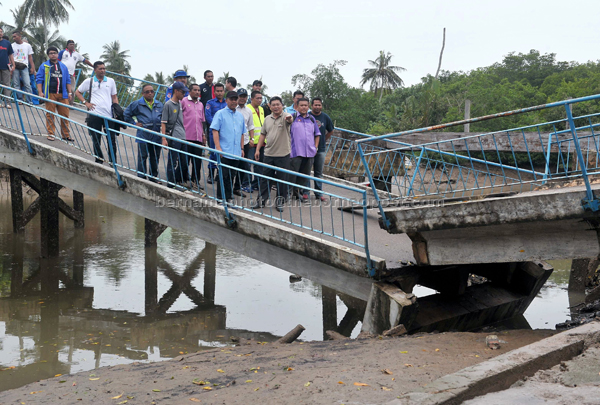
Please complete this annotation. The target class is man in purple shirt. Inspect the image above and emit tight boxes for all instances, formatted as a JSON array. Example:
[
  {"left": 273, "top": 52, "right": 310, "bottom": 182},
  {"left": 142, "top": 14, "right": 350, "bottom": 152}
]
[
  {"left": 289, "top": 97, "right": 320, "bottom": 202},
  {"left": 182, "top": 83, "right": 206, "bottom": 190}
]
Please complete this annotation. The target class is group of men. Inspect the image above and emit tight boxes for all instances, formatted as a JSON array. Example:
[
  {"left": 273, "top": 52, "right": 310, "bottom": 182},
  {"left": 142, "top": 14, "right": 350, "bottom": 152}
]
[
  {"left": 124, "top": 68, "right": 334, "bottom": 210},
  {"left": 0, "top": 36, "right": 336, "bottom": 210}
]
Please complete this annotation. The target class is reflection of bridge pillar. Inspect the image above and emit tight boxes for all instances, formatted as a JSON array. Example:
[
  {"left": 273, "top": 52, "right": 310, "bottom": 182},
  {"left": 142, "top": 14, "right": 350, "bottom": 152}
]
[
  {"left": 9, "top": 168, "right": 24, "bottom": 233},
  {"left": 39, "top": 259, "right": 60, "bottom": 364},
  {"left": 322, "top": 286, "right": 337, "bottom": 340},
  {"left": 145, "top": 246, "right": 158, "bottom": 315},
  {"left": 144, "top": 218, "right": 167, "bottom": 247},
  {"left": 10, "top": 235, "right": 24, "bottom": 297},
  {"left": 204, "top": 243, "right": 217, "bottom": 303},
  {"left": 72, "top": 229, "right": 85, "bottom": 286},
  {"left": 73, "top": 190, "right": 85, "bottom": 229},
  {"left": 40, "top": 178, "right": 60, "bottom": 258}
]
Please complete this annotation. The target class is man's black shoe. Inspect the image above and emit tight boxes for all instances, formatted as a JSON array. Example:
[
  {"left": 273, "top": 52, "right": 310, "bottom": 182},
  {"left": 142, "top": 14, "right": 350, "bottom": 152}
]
[
  {"left": 233, "top": 189, "right": 245, "bottom": 197},
  {"left": 251, "top": 199, "right": 265, "bottom": 209}
]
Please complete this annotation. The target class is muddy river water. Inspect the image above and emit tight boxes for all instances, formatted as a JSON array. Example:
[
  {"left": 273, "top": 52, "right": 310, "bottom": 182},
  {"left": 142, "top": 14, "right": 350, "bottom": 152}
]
[{"left": 0, "top": 194, "right": 574, "bottom": 392}]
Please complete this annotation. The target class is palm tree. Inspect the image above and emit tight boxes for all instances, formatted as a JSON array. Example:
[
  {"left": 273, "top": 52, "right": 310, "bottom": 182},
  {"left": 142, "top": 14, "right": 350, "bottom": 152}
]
[
  {"left": 28, "top": 24, "right": 65, "bottom": 67},
  {"left": 144, "top": 72, "right": 167, "bottom": 85},
  {"left": 360, "top": 50, "right": 406, "bottom": 101},
  {"left": 216, "top": 71, "right": 229, "bottom": 85},
  {"left": 22, "top": 0, "right": 74, "bottom": 26},
  {"left": 1, "top": 5, "right": 33, "bottom": 39},
  {"left": 100, "top": 40, "right": 131, "bottom": 76}
]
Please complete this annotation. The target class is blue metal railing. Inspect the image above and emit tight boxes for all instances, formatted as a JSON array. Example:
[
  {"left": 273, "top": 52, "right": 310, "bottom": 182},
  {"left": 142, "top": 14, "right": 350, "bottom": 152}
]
[
  {"left": 351, "top": 94, "right": 600, "bottom": 228},
  {"left": 0, "top": 84, "right": 376, "bottom": 275}
]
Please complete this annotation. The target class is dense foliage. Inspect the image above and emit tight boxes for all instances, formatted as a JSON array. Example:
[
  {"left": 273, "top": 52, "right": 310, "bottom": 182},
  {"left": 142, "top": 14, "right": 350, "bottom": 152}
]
[{"left": 290, "top": 50, "right": 600, "bottom": 135}]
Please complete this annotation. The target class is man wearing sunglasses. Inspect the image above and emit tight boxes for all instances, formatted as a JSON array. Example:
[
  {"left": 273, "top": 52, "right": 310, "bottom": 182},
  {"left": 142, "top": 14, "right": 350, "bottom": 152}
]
[{"left": 124, "top": 84, "right": 164, "bottom": 182}]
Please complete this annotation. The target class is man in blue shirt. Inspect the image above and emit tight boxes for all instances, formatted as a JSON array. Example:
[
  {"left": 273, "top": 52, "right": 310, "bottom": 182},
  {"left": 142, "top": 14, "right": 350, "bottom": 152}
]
[
  {"left": 124, "top": 83, "right": 164, "bottom": 182},
  {"left": 284, "top": 90, "right": 305, "bottom": 114},
  {"left": 204, "top": 83, "right": 226, "bottom": 183},
  {"left": 165, "top": 69, "right": 190, "bottom": 101},
  {"left": 0, "top": 28, "right": 14, "bottom": 109},
  {"left": 210, "top": 91, "right": 246, "bottom": 202}
]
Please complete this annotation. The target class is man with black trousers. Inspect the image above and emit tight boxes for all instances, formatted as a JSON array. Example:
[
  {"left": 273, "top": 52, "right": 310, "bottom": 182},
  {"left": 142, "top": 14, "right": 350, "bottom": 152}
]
[{"left": 75, "top": 61, "right": 119, "bottom": 164}]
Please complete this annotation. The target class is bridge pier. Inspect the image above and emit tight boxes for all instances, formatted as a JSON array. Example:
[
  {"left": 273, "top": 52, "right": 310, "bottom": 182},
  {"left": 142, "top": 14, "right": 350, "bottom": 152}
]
[
  {"left": 40, "top": 178, "right": 60, "bottom": 258},
  {"left": 144, "top": 218, "right": 168, "bottom": 247}
]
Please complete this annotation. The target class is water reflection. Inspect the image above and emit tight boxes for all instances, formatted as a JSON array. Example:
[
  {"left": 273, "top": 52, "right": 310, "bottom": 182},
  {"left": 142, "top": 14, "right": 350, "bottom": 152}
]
[{"left": 0, "top": 195, "right": 365, "bottom": 392}]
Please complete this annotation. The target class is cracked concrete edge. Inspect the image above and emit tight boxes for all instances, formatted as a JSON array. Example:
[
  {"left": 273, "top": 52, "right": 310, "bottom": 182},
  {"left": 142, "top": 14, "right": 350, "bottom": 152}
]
[{"left": 388, "top": 321, "right": 600, "bottom": 405}]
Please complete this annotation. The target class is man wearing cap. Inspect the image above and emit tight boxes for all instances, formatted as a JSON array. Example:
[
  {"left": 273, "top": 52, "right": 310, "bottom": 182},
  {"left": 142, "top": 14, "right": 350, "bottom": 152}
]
[
  {"left": 161, "top": 81, "right": 190, "bottom": 189},
  {"left": 204, "top": 83, "right": 226, "bottom": 184},
  {"left": 124, "top": 83, "right": 164, "bottom": 182},
  {"left": 182, "top": 83, "right": 206, "bottom": 190},
  {"left": 233, "top": 88, "right": 254, "bottom": 195},
  {"left": 210, "top": 91, "right": 246, "bottom": 203},
  {"left": 165, "top": 69, "right": 190, "bottom": 101},
  {"left": 36, "top": 46, "right": 72, "bottom": 141},
  {"left": 58, "top": 40, "right": 93, "bottom": 104}
]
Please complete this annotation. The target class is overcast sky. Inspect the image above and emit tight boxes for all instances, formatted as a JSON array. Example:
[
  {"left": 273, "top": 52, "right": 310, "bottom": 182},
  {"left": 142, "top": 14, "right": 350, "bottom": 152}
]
[{"left": 4, "top": 0, "right": 600, "bottom": 95}]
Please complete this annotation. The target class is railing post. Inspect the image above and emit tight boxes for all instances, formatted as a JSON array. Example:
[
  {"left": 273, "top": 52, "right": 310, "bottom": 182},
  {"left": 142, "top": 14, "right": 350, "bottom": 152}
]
[
  {"left": 407, "top": 147, "right": 425, "bottom": 197},
  {"left": 358, "top": 143, "right": 391, "bottom": 230},
  {"left": 565, "top": 104, "right": 599, "bottom": 211},
  {"left": 216, "top": 153, "right": 235, "bottom": 227},
  {"left": 362, "top": 190, "right": 376, "bottom": 277},
  {"left": 103, "top": 118, "right": 125, "bottom": 189},
  {"left": 13, "top": 93, "right": 35, "bottom": 155},
  {"left": 542, "top": 132, "right": 554, "bottom": 185}
]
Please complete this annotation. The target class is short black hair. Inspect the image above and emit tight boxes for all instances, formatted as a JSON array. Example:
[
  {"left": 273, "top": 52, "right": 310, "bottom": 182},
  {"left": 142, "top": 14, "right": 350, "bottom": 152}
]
[
  {"left": 270, "top": 96, "right": 283, "bottom": 105},
  {"left": 214, "top": 83, "right": 224, "bottom": 90},
  {"left": 142, "top": 83, "right": 154, "bottom": 91},
  {"left": 12, "top": 31, "right": 22, "bottom": 38},
  {"left": 252, "top": 80, "right": 263, "bottom": 86},
  {"left": 311, "top": 97, "right": 323, "bottom": 105},
  {"left": 67, "top": 39, "right": 75, "bottom": 45},
  {"left": 226, "top": 77, "right": 237, "bottom": 87},
  {"left": 250, "top": 90, "right": 262, "bottom": 99},
  {"left": 189, "top": 83, "right": 200, "bottom": 91},
  {"left": 203, "top": 70, "right": 213, "bottom": 78},
  {"left": 93, "top": 61, "right": 105, "bottom": 70},
  {"left": 46, "top": 46, "right": 58, "bottom": 55},
  {"left": 297, "top": 97, "right": 310, "bottom": 105},
  {"left": 292, "top": 90, "right": 304, "bottom": 98}
]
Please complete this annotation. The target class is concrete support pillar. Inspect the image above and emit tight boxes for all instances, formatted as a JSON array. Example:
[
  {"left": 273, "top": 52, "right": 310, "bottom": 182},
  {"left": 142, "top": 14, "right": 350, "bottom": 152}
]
[
  {"left": 145, "top": 246, "right": 158, "bottom": 315},
  {"left": 361, "top": 282, "right": 418, "bottom": 335},
  {"left": 322, "top": 286, "right": 338, "bottom": 340},
  {"left": 40, "top": 178, "right": 60, "bottom": 258},
  {"left": 144, "top": 218, "right": 167, "bottom": 248},
  {"left": 203, "top": 242, "right": 217, "bottom": 303},
  {"left": 73, "top": 190, "right": 84, "bottom": 229},
  {"left": 9, "top": 168, "right": 24, "bottom": 233}
]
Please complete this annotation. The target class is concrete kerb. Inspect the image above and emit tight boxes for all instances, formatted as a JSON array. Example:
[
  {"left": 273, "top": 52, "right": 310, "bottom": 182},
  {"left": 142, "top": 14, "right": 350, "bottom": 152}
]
[
  {"left": 389, "top": 321, "right": 600, "bottom": 405},
  {"left": 0, "top": 128, "right": 386, "bottom": 277}
]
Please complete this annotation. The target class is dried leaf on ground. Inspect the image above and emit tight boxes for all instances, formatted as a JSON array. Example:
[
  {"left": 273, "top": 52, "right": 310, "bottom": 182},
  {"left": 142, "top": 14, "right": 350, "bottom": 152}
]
[
  {"left": 30, "top": 391, "right": 42, "bottom": 394},
  {"left": 245, "top": 380, "right": 253, "bottom": 383},
  {"left": 152, "top": 389, "right": 161, "bottom": 392},
  {"left": 217, "top": 369, "right": 225, "bottom": 373},
  {"left": 286, "top": 367, "right": 294, "bottom": 371},
  {"left": 189, "top": 399, "right": 201, "bottom": 403},
  {"left": 353, "top": 382, "right": 369, "bottom": 387},
  {"left": 111, "top": 393, "right": 123, "bottom": 399},
  {"left": 304, "top": 382, "right": 311, "bottom": 387},
  {"left": 338, "top": 381, "right": 345, "bottom": 384},
  {"left": 399, "top": 351, "right": 408, "bottom": 354},
  {"left": 382, "top": 386, "right": 392, "bottom": 391},
  {"left": 202, "top": 387, "right": 212, "bottom": 391},
  {"left": 89, "top": 378, "right": 100, "bottom": 381},
  {"left": 382, "top": 369, "right": 393, "bottom": 375},
  {"left": 404, "top": 364, "right": 413, "bottom": 367}
]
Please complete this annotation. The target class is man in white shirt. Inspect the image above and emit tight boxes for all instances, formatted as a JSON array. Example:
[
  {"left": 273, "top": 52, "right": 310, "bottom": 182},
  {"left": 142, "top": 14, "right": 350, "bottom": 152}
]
[
  {"left": 58, "top": 40, "right": 93, "bottom": 104},
  {"left": 11, "top": 31, "right": 35, "bottom": 103},
  {"left": 74, "top": 61, "right": 120, "bottom": 165}
]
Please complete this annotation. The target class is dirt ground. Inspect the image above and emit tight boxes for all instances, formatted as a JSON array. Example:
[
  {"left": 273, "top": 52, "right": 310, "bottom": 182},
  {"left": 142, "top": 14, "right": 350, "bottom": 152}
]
[{"left": 0, "top": 329, "right": 555, "bottom": 405}]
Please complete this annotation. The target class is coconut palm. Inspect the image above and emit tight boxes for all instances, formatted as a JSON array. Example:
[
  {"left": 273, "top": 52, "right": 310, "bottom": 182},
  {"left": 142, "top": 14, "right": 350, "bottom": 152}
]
[
  {"left": 144, "top": 72, "right": 167, "bottom": 85},
  {"left": 100, "top": 40, "right": 131, "bottom": 76},
  {"left": 22, "top": 0, "right": 74, "bottom": 26},
  {"left": 360, "top": 50, "right": 406, "bottom": 101},
  {"left": 28, "top": 24, "right": 65, "bottom": 67},
  {"left": 1, "top": 5, "right": 33, "bottom": 38}
]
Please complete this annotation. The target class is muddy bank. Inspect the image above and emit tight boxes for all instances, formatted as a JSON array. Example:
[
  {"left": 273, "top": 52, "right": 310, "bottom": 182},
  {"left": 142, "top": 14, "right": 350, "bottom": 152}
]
[{"left": 0, "top": 329, "right": 555, "bottom": 404}]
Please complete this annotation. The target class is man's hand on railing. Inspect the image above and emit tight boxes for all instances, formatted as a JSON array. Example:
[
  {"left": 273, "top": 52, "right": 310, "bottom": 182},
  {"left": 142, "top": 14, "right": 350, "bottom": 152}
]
[{"left": 136, "top": 122, "right": 143, "bottom": 127}]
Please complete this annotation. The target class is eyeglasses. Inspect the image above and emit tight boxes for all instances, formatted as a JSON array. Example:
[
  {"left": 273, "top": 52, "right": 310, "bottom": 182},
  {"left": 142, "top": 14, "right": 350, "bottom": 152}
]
[
  {"left": 143, "top": 90, "right": 155, "bottom": 94},
  {"left": 48, "top": 52, "right": 58, "bottom": 55}
]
